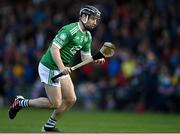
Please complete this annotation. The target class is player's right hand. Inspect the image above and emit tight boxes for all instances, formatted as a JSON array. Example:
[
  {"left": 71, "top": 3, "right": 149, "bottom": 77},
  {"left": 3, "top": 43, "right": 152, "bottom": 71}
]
[{"left": 61, "top": 67, "right": 71, "bottom": 75}]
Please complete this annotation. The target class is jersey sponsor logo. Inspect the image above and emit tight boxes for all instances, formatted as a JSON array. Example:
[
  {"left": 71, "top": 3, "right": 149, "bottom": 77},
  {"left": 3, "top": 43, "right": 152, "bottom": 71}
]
[{"left": 70, "top": 46, "right": 82, "bottom": 55}]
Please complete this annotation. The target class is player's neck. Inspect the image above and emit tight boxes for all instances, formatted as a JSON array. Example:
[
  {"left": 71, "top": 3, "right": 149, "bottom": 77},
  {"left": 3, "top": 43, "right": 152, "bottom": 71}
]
[{"left": 79, "top": 21, "right": 86, "bottom": 31}]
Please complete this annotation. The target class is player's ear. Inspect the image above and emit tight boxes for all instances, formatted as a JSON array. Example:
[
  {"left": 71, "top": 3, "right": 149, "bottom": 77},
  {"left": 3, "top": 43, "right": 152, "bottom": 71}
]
[{"left": 81, "top": 14, "right": 88, "bottom": 23}]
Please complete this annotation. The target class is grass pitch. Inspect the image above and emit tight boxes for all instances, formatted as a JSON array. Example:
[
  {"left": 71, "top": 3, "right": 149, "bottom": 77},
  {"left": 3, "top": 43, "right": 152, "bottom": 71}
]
[{"left": 0, "top": 107, "right": 180, "bottom": 133}]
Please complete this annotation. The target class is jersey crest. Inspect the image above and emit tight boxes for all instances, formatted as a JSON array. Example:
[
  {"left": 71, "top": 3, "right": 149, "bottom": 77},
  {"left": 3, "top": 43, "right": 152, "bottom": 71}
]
[{"left": 59, "top": 33, "right": 67, "bottom": 41}]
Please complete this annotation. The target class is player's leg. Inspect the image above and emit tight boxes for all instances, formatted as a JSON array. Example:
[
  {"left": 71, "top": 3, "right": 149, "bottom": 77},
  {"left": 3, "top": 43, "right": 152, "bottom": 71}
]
[
  {"left": 8, "top": 84, "right": 62, "bottom": 119},
  {"left": 9, "top": 84, "right": 62, "bottom": 132},
  {"left": 29, "top": 84, "right": 62, "bottom": 108},
  {"left": 42, "top": 75, "right": 76, "bottom": 131},
  {"left": 8, "top": 63, "right": 62, "bottom": 120},
  {"left": 29, "top": 63, "right": 62, "bottom": 108},
  {"left": 41, "top": 84, "right": 62, "bottom": 132},
  {"left": 51, "top": 75, "right": 77, "bottom": 120}
]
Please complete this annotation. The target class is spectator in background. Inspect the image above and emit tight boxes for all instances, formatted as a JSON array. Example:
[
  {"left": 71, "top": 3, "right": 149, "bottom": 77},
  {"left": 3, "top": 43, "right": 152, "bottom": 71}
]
[
  {"left": 156, "top": 65, "right": 175, "bottom": 112},
  {"left": 0, "top": 63, "right": 5, "bottom": 107}
]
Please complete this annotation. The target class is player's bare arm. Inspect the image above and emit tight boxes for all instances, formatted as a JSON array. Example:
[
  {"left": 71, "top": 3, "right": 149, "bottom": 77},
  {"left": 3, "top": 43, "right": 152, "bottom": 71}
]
[
  {"left": 50, "top": 44, "right": 71, "bottom": 75},
  {"left": 81, "top": 52, "right": 105, "bottom": 64},
  {"left": 81, "top": 51, "right": 92, "bottom": 61},
  {"left": 81, "top": 51, "right": 105, "bottom": 64}
]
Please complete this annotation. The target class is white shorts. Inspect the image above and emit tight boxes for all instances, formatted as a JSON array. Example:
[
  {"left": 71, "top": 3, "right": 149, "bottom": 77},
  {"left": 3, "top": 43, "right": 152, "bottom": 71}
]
[{"left": 38, "top": 63, "right": 69, "bottom": 87}]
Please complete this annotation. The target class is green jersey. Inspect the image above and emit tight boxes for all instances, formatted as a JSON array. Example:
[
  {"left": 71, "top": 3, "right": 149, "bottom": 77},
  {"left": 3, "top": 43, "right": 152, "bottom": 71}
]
[{"left": 40, "top": 22, "right": 92, "bottom": 70}]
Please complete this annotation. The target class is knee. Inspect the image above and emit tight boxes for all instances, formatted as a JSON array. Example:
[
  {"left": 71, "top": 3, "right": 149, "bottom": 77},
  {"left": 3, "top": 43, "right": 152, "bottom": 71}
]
[
  {"left": 65, "top": 96, "right": 77, "bottom": 106},
  {"left": 50, "top": 100, "right": 62, "bottom": 109}
]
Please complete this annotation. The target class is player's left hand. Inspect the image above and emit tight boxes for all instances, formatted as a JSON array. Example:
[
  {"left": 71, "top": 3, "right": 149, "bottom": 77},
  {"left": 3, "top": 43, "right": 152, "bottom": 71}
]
[{"left": 95, "top": 58, "right": 105, "bottom": 64}]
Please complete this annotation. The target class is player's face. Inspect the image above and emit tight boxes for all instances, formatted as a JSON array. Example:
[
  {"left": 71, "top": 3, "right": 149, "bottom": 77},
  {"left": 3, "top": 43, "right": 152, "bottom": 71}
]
[{"left": 85, "top": 15, "right": 100, "bottom": 30}]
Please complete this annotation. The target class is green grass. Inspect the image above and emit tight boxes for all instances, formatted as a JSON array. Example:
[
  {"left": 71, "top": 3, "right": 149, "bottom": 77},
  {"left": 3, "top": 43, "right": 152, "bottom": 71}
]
[{"left": 0, "top": 107, "right": 180, "bottom": 133}]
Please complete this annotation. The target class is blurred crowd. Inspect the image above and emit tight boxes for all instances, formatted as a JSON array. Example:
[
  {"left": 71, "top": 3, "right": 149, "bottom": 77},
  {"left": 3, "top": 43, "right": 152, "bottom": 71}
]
[{"left": 0, "top": 0, "right": 179, "bottom": 113}]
